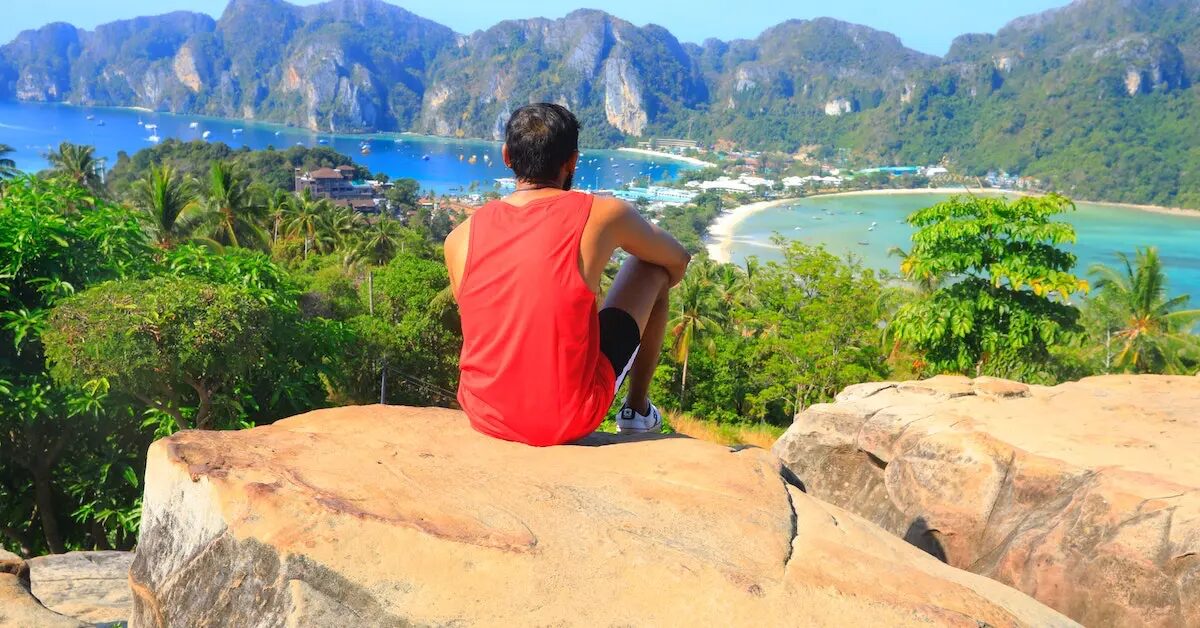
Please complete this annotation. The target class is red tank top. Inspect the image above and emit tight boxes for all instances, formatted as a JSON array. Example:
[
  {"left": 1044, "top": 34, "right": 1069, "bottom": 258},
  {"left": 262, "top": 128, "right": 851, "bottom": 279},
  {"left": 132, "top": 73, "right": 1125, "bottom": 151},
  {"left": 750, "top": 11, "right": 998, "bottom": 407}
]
[{"left": 456, "top": 191, "right": 616, "bottom": 446}]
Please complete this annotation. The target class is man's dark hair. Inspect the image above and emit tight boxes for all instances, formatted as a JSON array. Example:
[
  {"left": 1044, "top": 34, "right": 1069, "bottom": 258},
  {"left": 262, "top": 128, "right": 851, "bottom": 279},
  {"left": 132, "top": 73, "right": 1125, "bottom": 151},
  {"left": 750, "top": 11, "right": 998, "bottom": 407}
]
[{"left": 504, "top": 103, "right": 581, "bottom": 183}]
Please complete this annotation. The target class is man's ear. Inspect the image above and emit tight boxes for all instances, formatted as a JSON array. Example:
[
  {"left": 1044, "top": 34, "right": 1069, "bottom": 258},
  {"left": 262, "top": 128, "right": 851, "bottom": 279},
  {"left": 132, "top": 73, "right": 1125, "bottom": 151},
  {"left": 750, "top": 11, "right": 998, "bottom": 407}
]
[
  {"left": 564, "top": 151, "right": 580, "bottom": 176},
  {"left": 502, "top": 144, "right": 511, "bottom": 168}
]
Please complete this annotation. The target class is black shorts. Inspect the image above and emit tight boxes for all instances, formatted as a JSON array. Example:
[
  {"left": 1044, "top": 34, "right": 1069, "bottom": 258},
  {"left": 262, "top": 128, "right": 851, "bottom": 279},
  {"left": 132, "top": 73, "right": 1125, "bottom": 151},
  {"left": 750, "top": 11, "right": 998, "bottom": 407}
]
[{"left": 598, "top": 307, "right": 641, "bottom": 393}]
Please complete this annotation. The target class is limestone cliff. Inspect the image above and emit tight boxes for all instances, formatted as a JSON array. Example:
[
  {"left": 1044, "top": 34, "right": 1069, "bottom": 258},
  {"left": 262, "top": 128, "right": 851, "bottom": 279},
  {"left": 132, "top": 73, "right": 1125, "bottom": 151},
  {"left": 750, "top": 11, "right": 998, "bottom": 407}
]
[
  {"left": 128, "top": 405, "right": 1074, "bottom": 627},
  {"left": 773, "top": 375, "right": 1200, "bottom": 628}
]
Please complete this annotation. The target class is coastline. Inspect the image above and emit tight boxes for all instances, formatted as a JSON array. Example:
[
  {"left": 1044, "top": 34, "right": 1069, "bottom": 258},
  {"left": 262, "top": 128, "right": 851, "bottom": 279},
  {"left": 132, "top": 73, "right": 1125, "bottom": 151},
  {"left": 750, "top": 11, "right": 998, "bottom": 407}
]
[
  {"left": 705, "top": 197, "right": 802, "bottom": 263},
  {"left": 706, "top": 186, "right": 1200, "bottom": 263},
  {"left": 617, "top": 147, "right": 713, "bottom": 168}
]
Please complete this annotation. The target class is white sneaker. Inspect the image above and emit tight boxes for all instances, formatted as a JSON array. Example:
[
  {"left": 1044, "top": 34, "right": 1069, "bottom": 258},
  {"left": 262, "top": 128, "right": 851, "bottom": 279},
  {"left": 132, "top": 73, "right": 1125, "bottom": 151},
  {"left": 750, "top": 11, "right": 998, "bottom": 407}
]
[{"left": 616, "top": 400, "right": 663, "bottom": 434}]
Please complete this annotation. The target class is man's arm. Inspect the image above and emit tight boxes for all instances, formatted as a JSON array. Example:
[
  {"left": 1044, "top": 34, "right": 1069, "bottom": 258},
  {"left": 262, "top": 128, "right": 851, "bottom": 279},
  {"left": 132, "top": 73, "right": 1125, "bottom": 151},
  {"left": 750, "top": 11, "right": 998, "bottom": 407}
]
[{"left": 604, "top": 199, "right": 691, "bottom": 286}]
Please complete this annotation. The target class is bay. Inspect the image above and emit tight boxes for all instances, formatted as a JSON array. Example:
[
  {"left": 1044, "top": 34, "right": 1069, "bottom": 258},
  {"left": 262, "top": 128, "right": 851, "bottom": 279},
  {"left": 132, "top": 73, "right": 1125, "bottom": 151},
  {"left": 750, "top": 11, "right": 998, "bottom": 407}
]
[
  {"left": 723, "top": 192, "right": 1200, "bottom": 300},
  {"left": 0, "top": 100, "right": 695, "bottom": 192}
]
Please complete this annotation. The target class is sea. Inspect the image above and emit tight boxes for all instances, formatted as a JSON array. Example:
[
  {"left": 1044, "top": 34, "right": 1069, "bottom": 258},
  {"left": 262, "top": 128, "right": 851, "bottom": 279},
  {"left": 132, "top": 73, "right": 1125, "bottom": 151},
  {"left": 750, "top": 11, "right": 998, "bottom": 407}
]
[
  {"left": 0, "top": 100, "right": 694, "bottom": 193},
  {"left": 722, "top": 193, "right": 1200, "bottom": 300}
]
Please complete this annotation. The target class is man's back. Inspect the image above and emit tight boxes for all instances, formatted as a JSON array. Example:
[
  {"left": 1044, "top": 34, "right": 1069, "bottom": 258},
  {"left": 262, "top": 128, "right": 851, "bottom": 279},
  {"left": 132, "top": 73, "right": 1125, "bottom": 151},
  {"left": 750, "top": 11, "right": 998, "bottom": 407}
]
[
  {"left": 445, "top": 102, "right": 689, "bottom": 446},
  {"left": 452, "top": 191, "right": 616, "bottom": 446}
]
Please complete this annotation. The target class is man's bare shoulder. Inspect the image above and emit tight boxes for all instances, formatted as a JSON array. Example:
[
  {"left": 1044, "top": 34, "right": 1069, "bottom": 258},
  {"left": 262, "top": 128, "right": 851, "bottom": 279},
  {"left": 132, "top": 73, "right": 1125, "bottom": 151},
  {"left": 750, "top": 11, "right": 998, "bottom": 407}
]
[
  {"left": 588, "top": 194, "right": 637, "bottom": 224},
  {"left": 444, "top": 215, "right": 472, "bottom": 254}
]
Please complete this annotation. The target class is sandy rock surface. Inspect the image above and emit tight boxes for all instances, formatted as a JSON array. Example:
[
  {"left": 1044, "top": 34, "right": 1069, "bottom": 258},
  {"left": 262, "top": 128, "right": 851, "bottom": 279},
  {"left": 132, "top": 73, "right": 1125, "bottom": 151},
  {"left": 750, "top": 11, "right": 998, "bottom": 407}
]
[
  {"left": 774, "top": 374, "right": 1200, "bottom": 628},
  {"left": 129, "top": 404, "right": 1074, "bottom": 627}
]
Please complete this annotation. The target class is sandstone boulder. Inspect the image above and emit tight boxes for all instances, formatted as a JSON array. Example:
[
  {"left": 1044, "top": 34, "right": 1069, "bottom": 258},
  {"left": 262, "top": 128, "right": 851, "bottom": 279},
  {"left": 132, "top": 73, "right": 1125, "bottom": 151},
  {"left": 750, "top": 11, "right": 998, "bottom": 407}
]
[
  {"left": 27, "top": 550, "right": 134, "bottom": 624},
  {"left": 0, "top": 550, "right": 86, "bottom": 628},
  {"left": 774, "top": 374, "right": 1200, "bottom": 628},
  {"left": 130, "top": 405, "right": 1074, "bottom": 627}
]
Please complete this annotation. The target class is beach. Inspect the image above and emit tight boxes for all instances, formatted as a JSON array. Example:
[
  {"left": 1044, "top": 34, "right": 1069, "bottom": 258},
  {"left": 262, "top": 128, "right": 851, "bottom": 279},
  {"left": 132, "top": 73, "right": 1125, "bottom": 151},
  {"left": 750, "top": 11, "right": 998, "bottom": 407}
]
[
  {"left": 617, "top": 147, "right": 713, "bottom": 168},
  {"left": 705, "top": 197, "right": 801, "bottom": 263},
  {"left": 705, "top": 186, "right": 1200, "bottom": 264}
]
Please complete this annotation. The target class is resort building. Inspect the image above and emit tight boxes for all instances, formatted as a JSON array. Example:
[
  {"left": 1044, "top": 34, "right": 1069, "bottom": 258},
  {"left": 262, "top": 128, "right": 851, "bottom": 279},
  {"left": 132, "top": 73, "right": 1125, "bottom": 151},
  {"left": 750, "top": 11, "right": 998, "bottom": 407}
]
[
  {"left": 636, "top": 138, "right": 699, "bottom": 151},
  {"left": 293, "top": 166, "right": 387, "bottom": 213},
  {"left": 614, "top": 186, "right": 699, "bottom": 206}
]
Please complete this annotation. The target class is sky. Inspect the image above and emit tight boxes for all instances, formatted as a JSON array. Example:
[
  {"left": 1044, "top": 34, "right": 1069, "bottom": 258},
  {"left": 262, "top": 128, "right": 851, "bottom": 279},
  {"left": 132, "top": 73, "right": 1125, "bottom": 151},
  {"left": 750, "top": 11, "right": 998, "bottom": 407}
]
[{"left": 2, "top": 0, "right": 1071, "bottom": 57}]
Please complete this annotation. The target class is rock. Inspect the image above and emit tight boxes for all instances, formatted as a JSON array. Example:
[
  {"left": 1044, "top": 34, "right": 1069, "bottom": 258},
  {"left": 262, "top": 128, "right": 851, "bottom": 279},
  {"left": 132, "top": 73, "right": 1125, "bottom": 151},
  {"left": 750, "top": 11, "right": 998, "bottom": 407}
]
[
  {"left": 0, "top": 548, "right": 23, "bottom": 576},
  {"left": 0, "top": 551, "right": 86, "bottom": 628},
  {"left": 130, "top": 405, "right": 1074, "bottom": 627},
  {"left": 27, "top": 551, "right": 134, "bottom": 624},
  {"left": 774, "top": 375, "right": 1200, "bottom": 628}
]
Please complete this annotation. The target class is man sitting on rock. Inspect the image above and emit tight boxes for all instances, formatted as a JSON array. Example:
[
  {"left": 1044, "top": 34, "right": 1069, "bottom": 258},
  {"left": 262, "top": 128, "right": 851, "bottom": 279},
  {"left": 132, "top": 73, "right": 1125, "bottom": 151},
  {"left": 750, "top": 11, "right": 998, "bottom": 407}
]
[{"left": 444, "top": 103, "right": 690, "bottom": 446}]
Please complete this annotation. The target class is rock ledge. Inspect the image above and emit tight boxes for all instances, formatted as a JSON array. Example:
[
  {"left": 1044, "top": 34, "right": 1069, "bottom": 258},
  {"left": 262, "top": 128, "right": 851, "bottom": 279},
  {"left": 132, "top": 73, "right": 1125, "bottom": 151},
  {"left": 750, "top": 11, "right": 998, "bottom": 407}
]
[{"left": 130, "top": 405, "right": 1073, "bottom": 627}]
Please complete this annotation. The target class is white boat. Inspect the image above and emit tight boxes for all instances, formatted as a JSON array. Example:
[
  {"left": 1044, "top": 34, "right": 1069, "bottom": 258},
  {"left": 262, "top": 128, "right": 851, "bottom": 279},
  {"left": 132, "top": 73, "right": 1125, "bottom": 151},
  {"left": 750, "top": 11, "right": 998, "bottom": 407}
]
[
  {"left": 202, "top": 130, "right": 211, "bottom": 139},
  {"left": 147, "top": 134, "right": 161, "bottom": 143},
  {"left": 85, "top": 114, "right": 94, "bottom": 121},
  {"left": 188, "top": 122, "right": 199, "bottom": 129},
  {"left": 144, "top": 123, "right": 158, "bottom": 131},
  {"left": 232, "top": 128, "right": 244, "bottom": 134}
]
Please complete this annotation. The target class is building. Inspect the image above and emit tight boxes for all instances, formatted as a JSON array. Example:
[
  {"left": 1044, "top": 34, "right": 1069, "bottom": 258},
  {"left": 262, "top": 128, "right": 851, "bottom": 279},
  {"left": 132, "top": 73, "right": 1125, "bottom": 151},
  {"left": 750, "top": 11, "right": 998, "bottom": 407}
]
[
  {"left": 636, "top": 138, "right": 699, "bottom": 151},
  {"left": 614, "top": 186, "right": 699, "bottom": 206},
  {"left": 294, "top": 166, "right": 385, "bottom": 212}
]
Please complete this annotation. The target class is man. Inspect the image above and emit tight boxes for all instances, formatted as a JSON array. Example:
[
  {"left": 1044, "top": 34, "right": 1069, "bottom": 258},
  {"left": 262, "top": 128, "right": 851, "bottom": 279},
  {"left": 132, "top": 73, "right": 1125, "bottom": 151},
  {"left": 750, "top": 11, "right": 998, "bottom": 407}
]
[{"left": 444, "top": 103, "right": 690, "bottom": 446}]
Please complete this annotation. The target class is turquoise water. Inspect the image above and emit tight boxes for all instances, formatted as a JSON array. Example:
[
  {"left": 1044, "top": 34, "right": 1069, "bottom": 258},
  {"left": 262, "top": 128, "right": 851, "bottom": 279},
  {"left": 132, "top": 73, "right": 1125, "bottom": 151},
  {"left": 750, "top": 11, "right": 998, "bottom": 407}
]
[
  {"left": 0, "top": 101, "right": 694, "bottom": 193},
  {"left": 724, "top": 193, "right": 1200, "bottom": 300}
]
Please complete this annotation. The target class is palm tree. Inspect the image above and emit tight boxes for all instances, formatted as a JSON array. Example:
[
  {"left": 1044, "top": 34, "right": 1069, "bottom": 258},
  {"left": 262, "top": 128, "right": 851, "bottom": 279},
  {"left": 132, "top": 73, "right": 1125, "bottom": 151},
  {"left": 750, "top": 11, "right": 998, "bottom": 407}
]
[
  {"left": 265, "top": 188, "right": 291, "bottom": 247},
  {"left": 284, "top": 191, "right": 332, "bottom": 260},
  {"left": 130, "top": 165, "right": 203, "bottom": 249},
  {"left": 1089, "top": 247, "right": 1200, "bottom": 374},
  {"left": 318, "top": 204, "right": 363, "bottom": 254},
  {"left": 352, "top": 216, "right": 417, "bottom": 266},
  {"left": 46, "top": 142, "right": 102, "bottom": 191},
  {"left": 0, "top": 143, "right": 17, "bottom": 179},
  {"left": 889, "top": 245, "right": 940, "bottom": 294},
  {"left": 669, "top": 264, "right": 723, "bottom": 406},
  {"left": 198, "top": 161, "right": 268, "bottom": 250}
]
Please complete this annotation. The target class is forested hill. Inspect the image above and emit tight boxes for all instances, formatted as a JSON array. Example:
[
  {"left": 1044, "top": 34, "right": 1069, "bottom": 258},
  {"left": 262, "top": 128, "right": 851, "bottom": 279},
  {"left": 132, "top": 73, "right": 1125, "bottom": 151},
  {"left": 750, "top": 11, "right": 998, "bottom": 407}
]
[{"left": 3, "top": 0, "right": 1200, "bottom": 206}]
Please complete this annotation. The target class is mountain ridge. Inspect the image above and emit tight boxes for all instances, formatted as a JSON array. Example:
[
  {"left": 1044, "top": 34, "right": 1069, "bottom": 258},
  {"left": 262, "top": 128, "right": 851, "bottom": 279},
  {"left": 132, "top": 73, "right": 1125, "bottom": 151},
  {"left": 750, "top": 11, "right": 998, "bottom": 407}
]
[{"left": 2, "top": 0, "right": 1199, "bottom": 207}]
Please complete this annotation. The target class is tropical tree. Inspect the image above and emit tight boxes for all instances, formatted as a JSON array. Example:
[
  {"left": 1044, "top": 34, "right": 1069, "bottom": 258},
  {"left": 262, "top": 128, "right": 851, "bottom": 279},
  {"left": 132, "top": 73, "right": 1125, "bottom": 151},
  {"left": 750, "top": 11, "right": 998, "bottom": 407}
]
[
  {"left": 669, "top": 261, "right": 723, "bottom": 406},
  {"left": 892, "top": 194, "right": 1087, "bottom": 381},
  {"left": 351, "top": 217, "right": 421, "bottom": 266},
  {"left": 130, "top": 165, "right": 203, "bottom": 249},
  {"left": 44, "top": 277, "right": 292, "bottom": 431},
  {"left": 284, "top": 191, "right": 332, "bottom": 260},
  {"left": 0, "top": 176, "right": 148, "bottom": 554},
  {"left": 198, "top": 161, "right": 267, "bottom": 250},
  {"left": 0, "top": 144, "right": 16, "bottom": 180},
  {"left": 45, "top": 142, "right": 102, "bottom": 192},
  {"left": 1087, "top": 247, "right": 1200, "bottom": 373}
]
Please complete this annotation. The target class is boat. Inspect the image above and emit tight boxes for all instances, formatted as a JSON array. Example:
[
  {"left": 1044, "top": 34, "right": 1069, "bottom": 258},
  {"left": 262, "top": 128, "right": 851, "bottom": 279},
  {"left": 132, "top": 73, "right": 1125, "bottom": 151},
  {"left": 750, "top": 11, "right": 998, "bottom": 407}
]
[
  {"left": 85, "top": 114, "right": 94, "bottom": 121},
  {"left": 361, "top": 144, "right": 371, "bottom": 155},
  {"left": 458, "top": 154, "right": 464, "bottom": 161},
  {"left": 144, "top": 123, "right": 158, "bottom": 131},
  {"left": 232, "top": 128, "right": 243, "bottom": 134},
  {"left": 468, "top": 155, "right": 477, "bottom": 164},
  {"left": 858, "top": 241, "right": 870, "bottom": 246},
  {"left": 188, "top": 122, "right": 199, "bottom": 129},
  {"left": 147, "top": 134, "right": 161, "bottom": 143},
  {"left": 422, "top": 154, "right": 431, "bottom": 161},
  {"left": 274, "top": 131, "right": 281, "bottom": 136},
  {"left": 95, "top": 120, "right": 105, "bottom": 127},
  {"left": 137, "top": 118, "right": 144, "bottom": 126},
  {"left": 201, "top": 130, "right": 211, "bottom": 139},
  {"left": 856, "top": 211, "right": 863, "bottom": 215},
  {"left": 317, "top": 139, "right": 328, "bottom": 144}
]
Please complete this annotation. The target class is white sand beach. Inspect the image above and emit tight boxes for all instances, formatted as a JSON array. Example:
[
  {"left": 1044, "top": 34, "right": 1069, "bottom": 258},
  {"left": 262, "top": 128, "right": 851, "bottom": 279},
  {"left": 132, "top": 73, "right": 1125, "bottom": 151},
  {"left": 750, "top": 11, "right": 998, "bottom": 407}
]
[
  {"left": 705, "top": 198, "right": 801, "bottom": 263},
  {"left": 617, "top": 147, "right": 713, "bottom": 168}
]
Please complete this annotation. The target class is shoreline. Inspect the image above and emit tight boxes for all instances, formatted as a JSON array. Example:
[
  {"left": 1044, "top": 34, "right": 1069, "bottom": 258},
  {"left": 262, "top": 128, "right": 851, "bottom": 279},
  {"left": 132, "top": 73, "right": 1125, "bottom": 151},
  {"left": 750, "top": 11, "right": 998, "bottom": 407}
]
[
  {"left": 705, "top": 197, "right": 802, "bottom": 263},
  {"left": 617, "top": 147, "right": 713, "bottom": 168},
  {"left": 704, "top": 186, "right": 1200, "bottom": 264}
]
